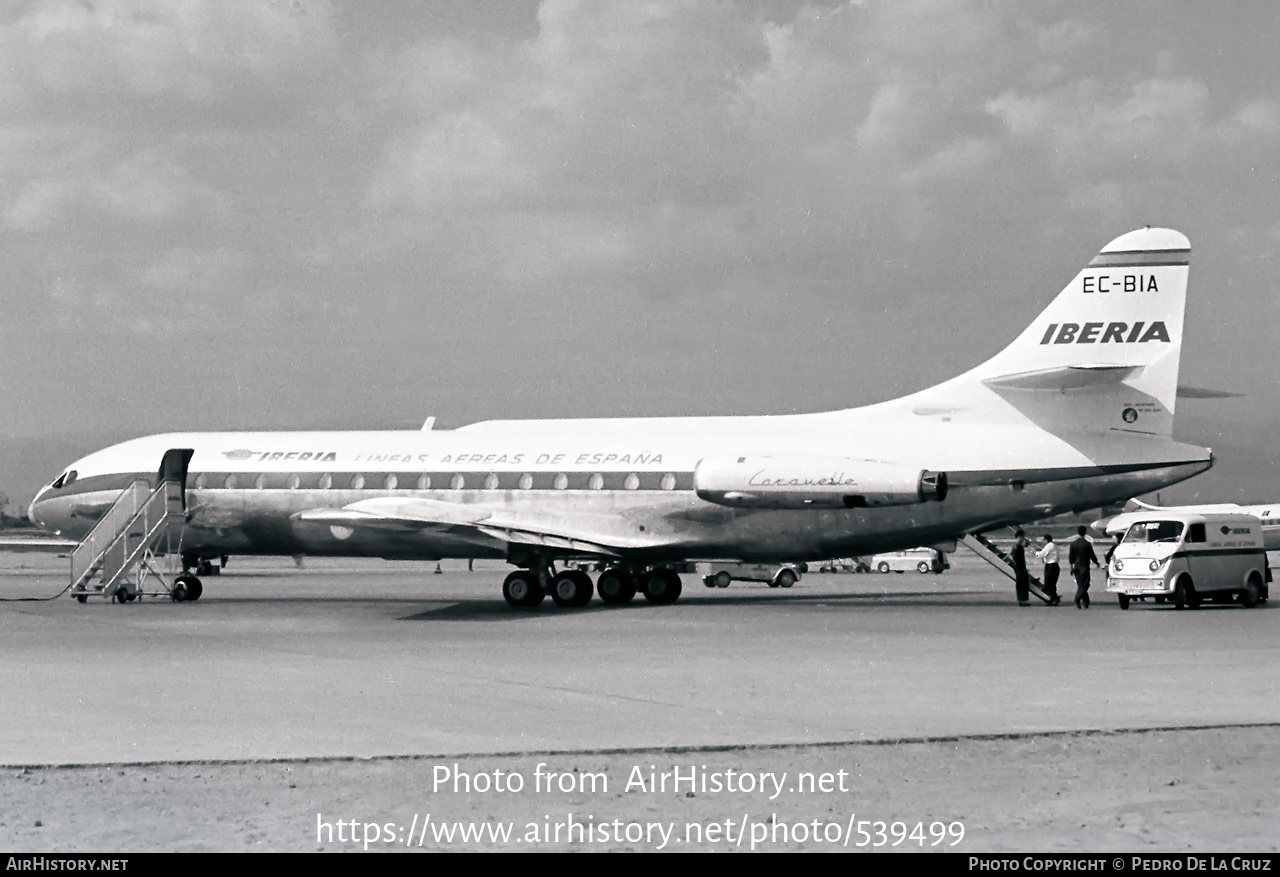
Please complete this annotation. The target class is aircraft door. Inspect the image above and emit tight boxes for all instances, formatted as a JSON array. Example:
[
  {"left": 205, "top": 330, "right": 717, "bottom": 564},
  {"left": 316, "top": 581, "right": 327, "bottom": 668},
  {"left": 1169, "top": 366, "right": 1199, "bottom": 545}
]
[{"left": 157, "top": 448, "right": 195, "bottom": 509}]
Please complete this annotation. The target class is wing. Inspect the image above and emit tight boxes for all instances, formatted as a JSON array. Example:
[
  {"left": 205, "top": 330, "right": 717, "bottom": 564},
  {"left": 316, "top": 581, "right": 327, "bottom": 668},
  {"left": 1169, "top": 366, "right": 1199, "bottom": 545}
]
[
  {"left": 0, "top": 536, "right": 79, "bottom": 554},
  {"left": 294, "top": 497, "right": 680, "bottom": 558}
]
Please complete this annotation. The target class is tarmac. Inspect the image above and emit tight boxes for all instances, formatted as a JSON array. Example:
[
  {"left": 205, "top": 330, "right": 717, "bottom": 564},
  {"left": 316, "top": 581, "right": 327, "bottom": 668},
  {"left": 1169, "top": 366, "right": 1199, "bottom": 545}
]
[{"left": 2, "top": 552, "right": 1277, "bottom": 767}]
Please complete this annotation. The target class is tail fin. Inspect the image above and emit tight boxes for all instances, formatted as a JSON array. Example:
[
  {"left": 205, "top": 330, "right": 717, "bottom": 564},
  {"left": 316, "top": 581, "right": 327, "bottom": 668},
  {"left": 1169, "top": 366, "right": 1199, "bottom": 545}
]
[{"left": 911, "top": 227, "right": 1190, "bottom": 438}]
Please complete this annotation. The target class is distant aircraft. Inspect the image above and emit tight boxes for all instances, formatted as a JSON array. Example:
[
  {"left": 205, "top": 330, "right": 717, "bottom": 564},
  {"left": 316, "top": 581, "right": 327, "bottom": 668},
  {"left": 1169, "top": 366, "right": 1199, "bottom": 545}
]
[
  {"left": 30, "top": 227, "right": 1213, "bottom": 607},
  {"left": 1096, "top": 499, "right": 1280, "bottom": 549}
]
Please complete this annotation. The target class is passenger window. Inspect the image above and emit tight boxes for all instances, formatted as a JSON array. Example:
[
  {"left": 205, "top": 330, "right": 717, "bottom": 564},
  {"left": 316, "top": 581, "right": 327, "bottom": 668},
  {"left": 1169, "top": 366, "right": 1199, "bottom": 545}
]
[
  {"left": 383, "top": 474, "right": 398, "bottom": 490},
  {"left": 660, "top": 473, "right": 676, "bottom": 491},
  {"left": 194, "top": 474, "right": 207, "bottom": 490},
  {"left": 318, "top": 473, "right": 333, "bottom": 489},
  {"left": 588, "top": 473, "right": 604, "bottom": 490},
  {"left": 255, "top": 474, "right": 268, "bottom": 489},
  {"left": 518, "top": 473, "right": 533, "bottom": 490},
  {"left": 225, "top": 475, "right": 238, "bottom": 489},
  {"left": 1186, "top": 523, "right": 1206, "bottom": 543},
  {"left": 287, "top": 474, "right": 301, "bottom": 489},
  {"left": 484, "top": 473, "right": 499, "bottom": 489},
  {"left": 553, "top": 474, "right": 568, "bottom": 490},
  {"left": 450, "top": 474, "right": 465, "bottom": 490},
  {"left": 624, "top": 473, "right": 639, "bottom": 490},
  {"left": 350, "top": 474, "right": 365, "bottom": 489},
  {"left": 417, "top": 474, "right": 431, "bottom": 490}
]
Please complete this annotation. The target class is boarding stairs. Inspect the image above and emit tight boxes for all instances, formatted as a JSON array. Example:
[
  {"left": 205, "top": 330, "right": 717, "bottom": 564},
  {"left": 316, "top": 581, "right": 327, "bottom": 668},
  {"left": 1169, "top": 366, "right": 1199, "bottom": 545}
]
[
  {"left": 69, "top": 479, "right": 186, "bottom": 602},
  {"left": 960, "top": 531, "right": 1053, "bottom": 604}
]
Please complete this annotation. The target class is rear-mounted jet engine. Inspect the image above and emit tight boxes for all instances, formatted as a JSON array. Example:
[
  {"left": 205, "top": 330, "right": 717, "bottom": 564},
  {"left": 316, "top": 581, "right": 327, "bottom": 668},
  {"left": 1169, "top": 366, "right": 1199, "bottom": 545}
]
[{"left": 693, "top": 456, "right": 947, "bottom": 510}]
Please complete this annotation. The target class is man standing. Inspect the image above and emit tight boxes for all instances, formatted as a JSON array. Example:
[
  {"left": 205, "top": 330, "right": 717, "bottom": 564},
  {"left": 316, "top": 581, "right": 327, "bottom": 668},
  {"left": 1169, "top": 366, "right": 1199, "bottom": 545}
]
[
  {"left": 1069, "top": 525, "right": 1100, "bottom": 609},
  {"left": 1036, "top": 534, "right": 1062, "bottom": 605},
  {"left": 1012, "top": 529, "right": 1031, "bottom": 606}
]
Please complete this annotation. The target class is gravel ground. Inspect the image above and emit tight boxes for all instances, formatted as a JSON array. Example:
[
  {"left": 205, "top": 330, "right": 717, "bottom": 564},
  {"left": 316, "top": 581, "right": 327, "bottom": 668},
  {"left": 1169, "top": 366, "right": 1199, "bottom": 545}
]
[{"left": 3, "top": 725, "right": 1277, "bottom": 852}]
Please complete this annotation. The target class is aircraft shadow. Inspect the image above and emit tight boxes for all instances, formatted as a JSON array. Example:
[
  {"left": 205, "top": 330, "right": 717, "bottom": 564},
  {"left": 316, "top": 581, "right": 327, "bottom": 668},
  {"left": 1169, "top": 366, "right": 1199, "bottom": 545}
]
[{"left": 397, "top": 590, "right": 1027, "bottom": 621}]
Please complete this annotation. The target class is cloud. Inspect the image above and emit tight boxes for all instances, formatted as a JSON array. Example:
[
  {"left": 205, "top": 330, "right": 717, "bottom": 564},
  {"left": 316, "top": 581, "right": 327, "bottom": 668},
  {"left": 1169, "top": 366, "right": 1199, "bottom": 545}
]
[
  {"left": 5, "top": 150, "right": 226, "bottom": 231},
  {"left": 3, "top": 0, "right": 1280, "bottom": 441}
]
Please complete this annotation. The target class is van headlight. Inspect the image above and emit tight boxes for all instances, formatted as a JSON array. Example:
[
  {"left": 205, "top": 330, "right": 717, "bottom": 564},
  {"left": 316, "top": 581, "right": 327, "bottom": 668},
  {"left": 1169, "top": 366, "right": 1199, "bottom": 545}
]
[
  {"left": 1114, "top": 559, "right": 1124, "bottom": 572},
  {"left": 1148, "top": 559, "right": 1162, "bottom": 573}
]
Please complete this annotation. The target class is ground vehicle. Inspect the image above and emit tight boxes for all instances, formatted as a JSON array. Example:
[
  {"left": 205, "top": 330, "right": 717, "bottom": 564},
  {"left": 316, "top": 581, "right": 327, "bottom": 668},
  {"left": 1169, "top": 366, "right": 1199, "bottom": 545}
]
[
  {"left": 1106, "top": 512, "right": 1270, "bottom": 609},
  {"left": 698, "top": 562, "right": 805, "bottom": 589},
  {"left": 816, "top": 558, "right": 871, "bottom": 573},
  {"left": 868, "top": 548, "right": 949, "bottom": 574}
]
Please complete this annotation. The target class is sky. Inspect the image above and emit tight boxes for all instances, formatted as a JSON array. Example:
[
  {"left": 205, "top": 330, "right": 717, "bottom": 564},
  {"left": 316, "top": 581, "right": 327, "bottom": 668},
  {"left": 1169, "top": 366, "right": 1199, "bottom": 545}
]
[{"left": 1, "top": 0, "right": 1279, "bottom": 507}]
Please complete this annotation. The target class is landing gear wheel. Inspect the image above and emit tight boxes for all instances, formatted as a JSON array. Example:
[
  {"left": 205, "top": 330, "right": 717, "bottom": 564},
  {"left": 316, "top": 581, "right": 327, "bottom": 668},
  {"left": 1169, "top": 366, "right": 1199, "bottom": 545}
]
[
  {"left": 171, "top": 578, "right": 190, "bottom": 602},
  {"left": 597, "top": 569, "right": 637, "bottom": 604},
  {"left": 775, "top": 569, "right": 796, "bottom": 589},
  {"left": 551, "top": 570, "right": 594, "bottom": 607},
  {"left": 75, "top": 594, "right": 87, "bottom": 604},
  {"left": 917, "top": 562, "right": 931, "bottom": 574},
  {"left": 877, "top": 561, "right": 891, "bottom": 573},
  {"left": 502, "top": 571, "right": 543, "bottom": 608},
  {"left": 641, "top": 569, "right": 682, "bottom": 604},
  {"left": 187, "top": 578, "right": 203, "bottom": 601},
  {"left": 1118, "top": 594, "right": 1130, "bottom": 610},
  {"left": 1174, "top": 576, "right": 1197, "bottom": 610},
  {"left": 1242, "top": 577, "right": 1262, "bottom": 609},
  {"left": 714, "top": 571, "right": 732, "bottom": 589}
]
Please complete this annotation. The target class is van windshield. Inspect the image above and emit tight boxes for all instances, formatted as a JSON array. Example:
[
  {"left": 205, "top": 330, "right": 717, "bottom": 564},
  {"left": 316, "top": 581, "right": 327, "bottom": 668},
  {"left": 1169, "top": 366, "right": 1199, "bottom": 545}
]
[{"left": 1123, "top": 520, "right": 1184, "bottom": 543}]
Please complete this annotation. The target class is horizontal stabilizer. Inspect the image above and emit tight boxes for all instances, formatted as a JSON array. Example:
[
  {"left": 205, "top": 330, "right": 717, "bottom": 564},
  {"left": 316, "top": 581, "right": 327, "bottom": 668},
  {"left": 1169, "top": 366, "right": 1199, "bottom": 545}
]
[
  {"left": 1176, "top": 385, "right": 1244, "bottom": 399},
  {"left": 982, "top": 364, "right": 1138, "bottom": 393}
]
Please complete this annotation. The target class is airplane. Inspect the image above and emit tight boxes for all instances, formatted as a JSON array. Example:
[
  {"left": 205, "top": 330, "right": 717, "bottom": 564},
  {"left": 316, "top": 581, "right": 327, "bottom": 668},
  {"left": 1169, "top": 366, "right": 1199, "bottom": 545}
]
[
  {"left": 28, "top": 226, "right": 1214, "bottom": 608},
  {"left": 1095, "top": 499, "right": 1280, "bottom": 549}
]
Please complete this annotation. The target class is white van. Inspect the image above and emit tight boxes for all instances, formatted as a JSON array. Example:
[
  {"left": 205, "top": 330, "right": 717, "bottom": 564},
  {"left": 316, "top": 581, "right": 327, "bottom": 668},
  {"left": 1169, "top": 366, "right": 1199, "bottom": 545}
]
[{"left": 1106, "top": 512, "right": 1270, "bottom": 609}]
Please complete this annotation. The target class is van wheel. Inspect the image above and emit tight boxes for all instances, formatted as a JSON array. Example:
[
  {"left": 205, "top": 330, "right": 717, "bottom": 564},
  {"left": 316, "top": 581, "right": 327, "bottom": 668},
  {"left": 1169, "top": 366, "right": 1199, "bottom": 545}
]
[
  {"left": 877, "top": 562, "right": 890, "bottom": 573},
  {"left": 775, "top": 569, "right": 796, "bottom": 589},
  {"left": 1242, "top": 575, "right": 1262, "bottom": 609},
  {"left": 1118, "top": 594, "right": 1130, "bottom": 610},
  {"left": 714, "top": 571, "right": 732, "bottom": 589},
  {"left": 1174, "top": 576, "right": 1197, "bottom": 610},
  {"left": 917, "top": 562, "right": 930, "bottom": 573}
]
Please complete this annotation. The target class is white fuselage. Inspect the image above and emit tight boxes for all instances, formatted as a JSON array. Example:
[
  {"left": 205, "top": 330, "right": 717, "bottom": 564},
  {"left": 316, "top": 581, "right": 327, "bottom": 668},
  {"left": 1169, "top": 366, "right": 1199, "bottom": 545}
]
[{"left": 29, "top": 408, "right": 1211, "bottom": 564}]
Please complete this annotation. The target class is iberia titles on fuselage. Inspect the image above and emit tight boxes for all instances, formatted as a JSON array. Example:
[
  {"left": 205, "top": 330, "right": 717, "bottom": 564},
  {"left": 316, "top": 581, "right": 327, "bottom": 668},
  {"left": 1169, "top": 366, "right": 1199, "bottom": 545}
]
[{"left": 29, "top": 227, "right": 1213, "bottom": 607}]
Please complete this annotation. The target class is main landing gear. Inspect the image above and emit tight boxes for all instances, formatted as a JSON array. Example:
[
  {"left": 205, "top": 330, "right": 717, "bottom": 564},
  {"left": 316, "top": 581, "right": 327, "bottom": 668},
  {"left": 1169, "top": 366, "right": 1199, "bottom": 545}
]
[
  {"left": 501, "top": 566, "right": 683, "bottom": 609},
  {"left": 174, "top": 554, "right": 208, "bottom": 602},
  {"left": 171, "top": 574, "right": 203, "bottom": 602}
]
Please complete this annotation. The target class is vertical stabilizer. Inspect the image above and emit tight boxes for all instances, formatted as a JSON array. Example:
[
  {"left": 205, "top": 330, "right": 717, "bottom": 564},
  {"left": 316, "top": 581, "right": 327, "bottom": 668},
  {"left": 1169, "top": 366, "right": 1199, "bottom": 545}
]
[{"left": 913, "top": 228, "right": 1190, "bottom": 438}]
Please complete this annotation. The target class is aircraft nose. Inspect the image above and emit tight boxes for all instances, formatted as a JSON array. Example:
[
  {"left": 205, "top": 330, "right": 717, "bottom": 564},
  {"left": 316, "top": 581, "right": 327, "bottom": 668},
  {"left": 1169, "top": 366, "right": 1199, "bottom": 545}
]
[{"left": 28, "top": 487, "right": 51, "bottom": 530}]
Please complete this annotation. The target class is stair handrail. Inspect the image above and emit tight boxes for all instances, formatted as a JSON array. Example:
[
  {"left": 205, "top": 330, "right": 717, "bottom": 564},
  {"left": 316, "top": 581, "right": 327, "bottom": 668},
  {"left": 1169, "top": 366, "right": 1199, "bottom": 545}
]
[
  {"left": 70, "top": 480, "right": 153, "bottom": 588},
  {"left": 98, "top": 481, "right": 185, "bottom": 593}
]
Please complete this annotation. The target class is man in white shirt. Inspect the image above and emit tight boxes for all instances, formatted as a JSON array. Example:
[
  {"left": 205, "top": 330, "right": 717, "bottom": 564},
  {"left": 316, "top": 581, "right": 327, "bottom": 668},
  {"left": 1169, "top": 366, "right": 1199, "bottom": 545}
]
[{"left": 1035, "top": 534, "right": 1062, "bottom": 606}]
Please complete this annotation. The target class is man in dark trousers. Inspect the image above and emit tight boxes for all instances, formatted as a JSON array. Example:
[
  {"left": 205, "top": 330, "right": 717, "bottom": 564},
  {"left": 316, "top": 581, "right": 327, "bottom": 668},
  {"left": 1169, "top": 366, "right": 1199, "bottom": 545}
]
[
  {"left": 1068, "top": 525, "right": 1100, "bottom": 609},
  {"left": 1012, "top": 529, "right": 1031, "bottom": 606},
  {"left": 1036, "top": 534, "right": 1062, "bottom": 605}
]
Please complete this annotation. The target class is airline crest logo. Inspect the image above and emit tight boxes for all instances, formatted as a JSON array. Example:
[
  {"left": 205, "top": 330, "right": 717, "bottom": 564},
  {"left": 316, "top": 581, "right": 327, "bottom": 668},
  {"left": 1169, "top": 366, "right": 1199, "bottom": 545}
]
[{"left": 1038, "top": 321, "right": 1170, "bottom": 345}]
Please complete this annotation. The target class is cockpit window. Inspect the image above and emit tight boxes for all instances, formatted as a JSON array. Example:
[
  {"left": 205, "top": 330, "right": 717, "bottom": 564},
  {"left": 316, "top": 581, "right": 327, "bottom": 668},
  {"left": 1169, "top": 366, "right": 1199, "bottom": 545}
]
[
  {"left": 1123, "top": 520, "right": 1184, "bottom": 543},
  {"left": 64, "top": 470, "right": 77, "bottom": 486},
  {"left": 51, "top": 470, "right": 77, "bottom": 489}
]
